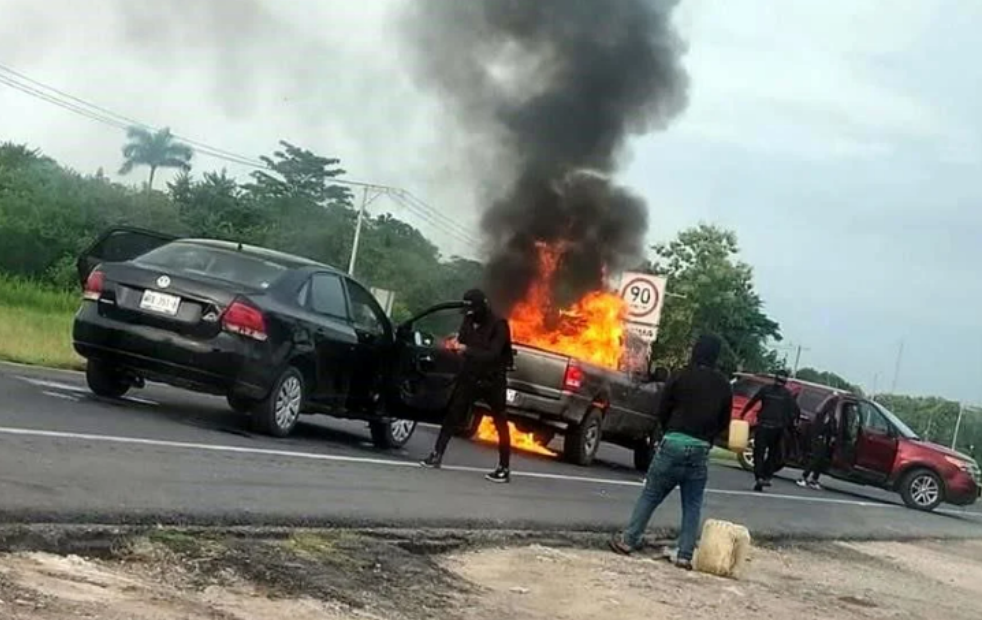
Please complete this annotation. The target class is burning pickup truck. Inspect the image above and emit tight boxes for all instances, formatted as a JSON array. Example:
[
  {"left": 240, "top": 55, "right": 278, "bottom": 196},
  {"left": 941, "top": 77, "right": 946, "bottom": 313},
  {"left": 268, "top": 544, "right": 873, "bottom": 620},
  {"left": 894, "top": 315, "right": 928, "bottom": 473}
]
[
  {"left": 480, "top": 343, "right": 663, "bottom": 468},
  {"left": 460, "top": 245, "right": 666, "bottom": 469}
]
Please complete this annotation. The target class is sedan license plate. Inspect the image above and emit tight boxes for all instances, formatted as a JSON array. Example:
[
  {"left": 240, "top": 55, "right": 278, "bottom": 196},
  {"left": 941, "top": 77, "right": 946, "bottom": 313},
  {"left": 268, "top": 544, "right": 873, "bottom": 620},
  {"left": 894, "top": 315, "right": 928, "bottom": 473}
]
[
  {"left": 139, "top": 289, "right": 181, "bottom": 315},
  {"left": 506, "top": 389, "right": 518, "bottom": 405}
]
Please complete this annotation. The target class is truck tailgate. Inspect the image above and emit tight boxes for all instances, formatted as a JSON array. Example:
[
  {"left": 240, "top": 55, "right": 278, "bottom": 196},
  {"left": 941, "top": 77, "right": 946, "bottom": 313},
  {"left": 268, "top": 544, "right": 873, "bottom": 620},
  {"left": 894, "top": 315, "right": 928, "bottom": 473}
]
[{"left": 509, "top": 344, "right": 569, "bottom": 400}]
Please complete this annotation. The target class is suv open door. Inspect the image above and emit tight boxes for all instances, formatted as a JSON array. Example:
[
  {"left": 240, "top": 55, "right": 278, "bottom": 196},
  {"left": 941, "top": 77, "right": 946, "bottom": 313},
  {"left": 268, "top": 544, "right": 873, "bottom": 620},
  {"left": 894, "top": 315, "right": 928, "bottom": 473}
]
[
  {"left": 386, "top": 302, "right": 467, "bottom": 424},
  {"left": 77, "top": 227, "right": 178, "bottom": 286}
]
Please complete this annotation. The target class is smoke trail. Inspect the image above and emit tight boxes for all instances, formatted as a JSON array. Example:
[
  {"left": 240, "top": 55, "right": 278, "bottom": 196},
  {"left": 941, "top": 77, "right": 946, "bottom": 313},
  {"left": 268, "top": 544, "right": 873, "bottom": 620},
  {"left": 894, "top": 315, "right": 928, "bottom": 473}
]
[{"left": 401, "top": 0, "right": 689, "bottom": 310}]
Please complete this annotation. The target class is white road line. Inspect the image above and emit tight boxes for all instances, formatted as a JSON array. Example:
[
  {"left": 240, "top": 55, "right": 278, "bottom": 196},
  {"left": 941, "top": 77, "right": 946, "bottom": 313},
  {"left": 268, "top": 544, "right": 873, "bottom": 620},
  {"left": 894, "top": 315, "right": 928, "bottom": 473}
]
[
  {"left": 0, "top": 425, "right": 942, "bottom": 511},
  {"left": 18, "top": 377, "right": 89, "bottom": 393},
  {"left": 18, "top": 376, "right": 159, "bottom": 406},
  {"left": 41, "top": 391, "right": 80, "bottom": 403}
]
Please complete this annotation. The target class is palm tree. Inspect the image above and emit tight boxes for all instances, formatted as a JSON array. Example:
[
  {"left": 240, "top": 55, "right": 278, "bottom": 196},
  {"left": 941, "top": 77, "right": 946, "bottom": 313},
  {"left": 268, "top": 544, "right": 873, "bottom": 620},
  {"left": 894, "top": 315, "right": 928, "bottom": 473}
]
[{"left": 119, "top": 127, "right": 193, "bottom": 192}]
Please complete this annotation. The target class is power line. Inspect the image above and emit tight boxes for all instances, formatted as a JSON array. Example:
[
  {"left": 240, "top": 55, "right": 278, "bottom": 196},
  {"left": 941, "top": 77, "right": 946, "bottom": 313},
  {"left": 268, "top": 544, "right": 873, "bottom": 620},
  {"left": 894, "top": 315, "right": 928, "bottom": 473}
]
[{"left": 0, "top": 62, "right": 481, "bottom": 246}]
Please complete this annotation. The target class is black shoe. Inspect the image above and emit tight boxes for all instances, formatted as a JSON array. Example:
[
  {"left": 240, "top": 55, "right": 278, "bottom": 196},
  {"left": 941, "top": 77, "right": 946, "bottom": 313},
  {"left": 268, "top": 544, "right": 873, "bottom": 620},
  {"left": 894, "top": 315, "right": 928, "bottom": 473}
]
[
  {"left": 675, "top": 558, "right": 693, "bottom": 571},
  {"left": 762, "top": 478, "right": 773, "bottom": 487},
  {"left": 753, "top": 480, "right": 765, "bottom": 492},
  {"left": 485, "top": 467, "right": 510, "bottom": 483},
  {"left": 420, "top": 454, "right": 442, "bottom": 469}
]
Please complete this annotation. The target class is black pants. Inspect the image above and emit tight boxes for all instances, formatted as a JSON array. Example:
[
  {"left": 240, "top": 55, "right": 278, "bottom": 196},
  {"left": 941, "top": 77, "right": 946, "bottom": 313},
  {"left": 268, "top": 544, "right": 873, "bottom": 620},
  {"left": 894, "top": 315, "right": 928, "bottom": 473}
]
[
  {"left": 433, "top": 375, "right": 511, "bottom": 468},
  {"left": 801, "top": 436, "right": 832, "bottom": 481},
  {"left": 753, "top": 426, "right": 784, "bottom": 481}
]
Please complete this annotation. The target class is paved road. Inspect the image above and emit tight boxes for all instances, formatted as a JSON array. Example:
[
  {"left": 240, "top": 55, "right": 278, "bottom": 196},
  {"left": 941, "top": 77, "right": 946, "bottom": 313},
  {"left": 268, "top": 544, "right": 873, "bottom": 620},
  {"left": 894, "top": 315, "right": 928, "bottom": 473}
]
[{"left": 1, "top": 362, "right": 980, "bottom": 539}]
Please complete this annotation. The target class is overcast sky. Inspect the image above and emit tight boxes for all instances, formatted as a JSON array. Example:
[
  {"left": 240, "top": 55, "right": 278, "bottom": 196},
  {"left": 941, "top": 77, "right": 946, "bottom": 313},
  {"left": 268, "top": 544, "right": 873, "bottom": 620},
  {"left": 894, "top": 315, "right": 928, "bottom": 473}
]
[{"left": 1, "top": 0, "right": 979, "bottom": 401}]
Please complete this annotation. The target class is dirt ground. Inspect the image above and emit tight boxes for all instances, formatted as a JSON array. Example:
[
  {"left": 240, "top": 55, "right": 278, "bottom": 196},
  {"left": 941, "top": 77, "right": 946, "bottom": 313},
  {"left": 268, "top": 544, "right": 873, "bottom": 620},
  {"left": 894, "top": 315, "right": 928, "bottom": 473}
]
[{"left": 0, "top": 529, "right": 979, "bottom": 620}]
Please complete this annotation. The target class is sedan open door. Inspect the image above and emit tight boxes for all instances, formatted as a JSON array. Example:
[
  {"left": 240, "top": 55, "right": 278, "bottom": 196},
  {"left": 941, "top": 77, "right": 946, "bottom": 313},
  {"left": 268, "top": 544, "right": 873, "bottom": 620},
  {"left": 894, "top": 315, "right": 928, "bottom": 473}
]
[
  {"left": 385, "top": 302, "right": 468, "bottom": 424},
  {"left": 77, "top": 227, "right": 179, "bottom": 286}
]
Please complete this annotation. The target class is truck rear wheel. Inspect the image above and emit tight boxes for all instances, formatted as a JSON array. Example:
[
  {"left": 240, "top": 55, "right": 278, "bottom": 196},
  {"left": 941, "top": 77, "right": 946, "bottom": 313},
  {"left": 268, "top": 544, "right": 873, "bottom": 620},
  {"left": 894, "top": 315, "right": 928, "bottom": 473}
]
[
  {"left": 564, "top": 408, "right": 603, "bottom": 466},
  {"left": 456, "top": 409, "right": 485, "bottom": 439}
]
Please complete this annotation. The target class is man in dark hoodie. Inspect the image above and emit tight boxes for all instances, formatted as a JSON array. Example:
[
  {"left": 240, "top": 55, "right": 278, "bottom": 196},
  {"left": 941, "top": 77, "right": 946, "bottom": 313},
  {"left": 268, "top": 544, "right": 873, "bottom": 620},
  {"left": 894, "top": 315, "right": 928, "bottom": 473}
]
[
  {"left": 741, "top": 369, "right": 800, "bottom": 492},
  {"left": 609, "top": 335, "right": 732, "bottom": 570},
  {"left": 421, "top": 289, "right": 514, "bottom": 483}
]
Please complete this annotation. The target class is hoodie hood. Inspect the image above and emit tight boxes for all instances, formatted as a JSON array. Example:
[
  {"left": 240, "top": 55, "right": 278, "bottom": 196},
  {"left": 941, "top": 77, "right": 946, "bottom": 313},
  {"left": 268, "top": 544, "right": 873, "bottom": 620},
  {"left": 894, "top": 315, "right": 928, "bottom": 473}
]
[
  {"left": 463, "top": 288, "right": 491, "bottom": 321},
  {"left": 690, "top": 334, "right": 722, "bottom": 368}
]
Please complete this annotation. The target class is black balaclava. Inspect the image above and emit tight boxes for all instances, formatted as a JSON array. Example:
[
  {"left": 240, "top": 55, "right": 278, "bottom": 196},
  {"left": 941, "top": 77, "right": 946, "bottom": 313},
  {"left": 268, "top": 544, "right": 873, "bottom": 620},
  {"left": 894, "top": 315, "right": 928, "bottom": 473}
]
[
  {"left": 775, "top": 369, "right": 790, "bottom": 385},
  {"left": 690, "top": 334, "right": 722, "bottom": 368},
  {"left": 463, "top": 288, "right": 491, "bottom": 322}
]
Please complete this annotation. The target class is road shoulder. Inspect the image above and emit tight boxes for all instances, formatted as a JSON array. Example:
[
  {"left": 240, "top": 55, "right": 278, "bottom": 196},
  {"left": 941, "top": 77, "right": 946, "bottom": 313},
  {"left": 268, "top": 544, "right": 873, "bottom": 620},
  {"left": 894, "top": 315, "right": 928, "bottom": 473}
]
[{"left": 0, "top": 526, "right": 979, "bottom": 620}]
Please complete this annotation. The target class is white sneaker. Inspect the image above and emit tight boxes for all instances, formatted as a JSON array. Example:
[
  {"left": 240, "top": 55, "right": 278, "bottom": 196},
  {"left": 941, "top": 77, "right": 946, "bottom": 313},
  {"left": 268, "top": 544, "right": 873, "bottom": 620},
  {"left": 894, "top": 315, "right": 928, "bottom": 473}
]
[
  {"left": 661, "top": 546, "right": 679, "bottom": 563},
  {"left": 795, "top": 479, "right": 809, "bottom": 488},
  {"left": 807, "top": 480, "right": 823, "bottom": 491}
]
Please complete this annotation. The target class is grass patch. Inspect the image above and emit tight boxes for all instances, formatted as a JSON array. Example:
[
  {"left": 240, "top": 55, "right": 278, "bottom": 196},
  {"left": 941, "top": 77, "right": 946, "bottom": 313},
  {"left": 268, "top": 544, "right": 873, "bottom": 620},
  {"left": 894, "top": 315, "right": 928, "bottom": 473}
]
[{"left": 0, "top": 274, "right": 82, "bottom": 370}]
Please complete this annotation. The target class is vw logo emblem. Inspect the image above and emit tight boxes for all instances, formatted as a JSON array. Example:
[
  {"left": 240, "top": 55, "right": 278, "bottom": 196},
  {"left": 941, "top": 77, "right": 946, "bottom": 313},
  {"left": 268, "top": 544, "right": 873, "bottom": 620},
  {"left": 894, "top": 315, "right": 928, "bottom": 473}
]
[{"left": 156, "top": 275, "right": 171, "bottom": 289}]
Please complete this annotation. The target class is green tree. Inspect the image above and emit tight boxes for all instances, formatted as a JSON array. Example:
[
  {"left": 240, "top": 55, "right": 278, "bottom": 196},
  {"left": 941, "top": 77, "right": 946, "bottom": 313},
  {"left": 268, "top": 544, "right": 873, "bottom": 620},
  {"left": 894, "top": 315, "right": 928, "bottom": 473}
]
[
  {"left": 649, "top": 224, "right": 782, "bottom": 375},
  {"left": 795, "top": 367, "right": 863, "bottom": 394},
  {"left": 244, "top": 141, "right": 353, "bottom": 208},
  {"left": 169, "top": 170, "right": 267, "bottom": 241},
  {"left": 119, "top": 127, "right": 193, "bottom": 193}
]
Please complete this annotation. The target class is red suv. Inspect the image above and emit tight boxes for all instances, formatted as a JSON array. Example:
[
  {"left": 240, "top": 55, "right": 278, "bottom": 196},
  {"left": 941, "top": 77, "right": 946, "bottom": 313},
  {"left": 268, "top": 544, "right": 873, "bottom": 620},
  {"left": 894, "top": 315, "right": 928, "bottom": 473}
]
[{"left": 732, "top": 373, "right": 981, "bottom": 512}]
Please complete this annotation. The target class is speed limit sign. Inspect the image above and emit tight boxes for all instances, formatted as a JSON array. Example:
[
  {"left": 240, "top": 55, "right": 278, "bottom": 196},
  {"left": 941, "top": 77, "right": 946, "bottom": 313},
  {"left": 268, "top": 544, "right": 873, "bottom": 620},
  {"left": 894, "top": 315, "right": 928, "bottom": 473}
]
[{"left": 619, "top": 272, "right": 667, "bottom": 325}]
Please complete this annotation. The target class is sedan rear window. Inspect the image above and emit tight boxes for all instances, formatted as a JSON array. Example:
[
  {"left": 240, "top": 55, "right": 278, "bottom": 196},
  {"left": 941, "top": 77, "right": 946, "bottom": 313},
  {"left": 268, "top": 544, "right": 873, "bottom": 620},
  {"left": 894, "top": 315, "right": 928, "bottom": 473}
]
[{"left": 135, "top": 242, "right": 288, "bottom": 289}]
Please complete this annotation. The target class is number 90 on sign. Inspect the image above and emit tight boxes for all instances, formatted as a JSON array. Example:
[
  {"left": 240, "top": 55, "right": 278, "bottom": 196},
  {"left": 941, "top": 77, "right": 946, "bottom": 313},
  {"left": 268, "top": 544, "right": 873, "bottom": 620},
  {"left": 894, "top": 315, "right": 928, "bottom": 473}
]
[{"left": 620, "top": 277, "right": 660, "bottom": 319}]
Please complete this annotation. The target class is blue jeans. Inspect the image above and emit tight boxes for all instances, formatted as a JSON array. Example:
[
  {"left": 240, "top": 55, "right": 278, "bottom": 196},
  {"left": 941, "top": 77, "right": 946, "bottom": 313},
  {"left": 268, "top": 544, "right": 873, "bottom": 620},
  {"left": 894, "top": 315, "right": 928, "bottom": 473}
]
[{"left": 622, "top": 439, "right": 710, "bottom": 561}]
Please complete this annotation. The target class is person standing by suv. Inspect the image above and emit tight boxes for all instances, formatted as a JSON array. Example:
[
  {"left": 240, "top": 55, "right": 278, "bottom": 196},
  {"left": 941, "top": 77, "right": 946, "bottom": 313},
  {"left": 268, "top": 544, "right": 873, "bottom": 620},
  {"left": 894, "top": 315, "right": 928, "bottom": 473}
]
[
  {"left": 421, "top": 289, "right": 514, "bottom": 483},
  {"left": 609, "top": 334, "right": 732, "bottom": 570},
  {"left": 741, "top": 370, "right": 800, "bottom": 492},
  {"left": 797, "top": 398, "right": 838, "bottom": 490}
]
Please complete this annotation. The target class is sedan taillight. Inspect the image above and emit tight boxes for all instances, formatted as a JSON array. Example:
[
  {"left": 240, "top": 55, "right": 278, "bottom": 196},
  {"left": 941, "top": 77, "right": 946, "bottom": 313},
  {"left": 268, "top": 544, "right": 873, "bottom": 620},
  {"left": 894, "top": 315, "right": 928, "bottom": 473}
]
[
  {"left": 83, "top": 270, "right": 105, "bottom": 301},
  {"left": 222, "top": 299, "right": 268, "bottom": 342}
]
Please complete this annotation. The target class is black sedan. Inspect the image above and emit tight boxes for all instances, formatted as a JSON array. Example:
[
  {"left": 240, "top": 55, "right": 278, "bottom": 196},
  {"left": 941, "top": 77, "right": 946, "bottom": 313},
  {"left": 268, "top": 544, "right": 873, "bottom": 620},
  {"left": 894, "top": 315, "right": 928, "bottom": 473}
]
[{"left": 73, "top": 228, "right": 468, "bottom": 448}]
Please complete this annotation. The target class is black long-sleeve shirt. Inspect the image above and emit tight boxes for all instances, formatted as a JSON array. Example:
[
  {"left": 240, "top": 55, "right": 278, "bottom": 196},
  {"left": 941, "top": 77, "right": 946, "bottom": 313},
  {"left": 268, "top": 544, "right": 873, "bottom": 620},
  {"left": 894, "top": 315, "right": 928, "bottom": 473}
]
[
  {"left": 742, "top": 383, "right": 800, "bottom": 429},
  {"left": 458, "top": 313, "right": 511, "bottom": 379},
  {"left": 656, "top": 365, "right": 733, "bottom": 444}
]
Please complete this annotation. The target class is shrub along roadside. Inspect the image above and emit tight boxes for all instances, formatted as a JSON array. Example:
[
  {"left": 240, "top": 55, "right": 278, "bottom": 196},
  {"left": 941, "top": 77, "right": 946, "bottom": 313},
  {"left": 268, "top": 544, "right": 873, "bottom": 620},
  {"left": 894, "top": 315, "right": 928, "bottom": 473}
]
[{"left": 0, "top": 275, "right": 82, "bottom": 369}]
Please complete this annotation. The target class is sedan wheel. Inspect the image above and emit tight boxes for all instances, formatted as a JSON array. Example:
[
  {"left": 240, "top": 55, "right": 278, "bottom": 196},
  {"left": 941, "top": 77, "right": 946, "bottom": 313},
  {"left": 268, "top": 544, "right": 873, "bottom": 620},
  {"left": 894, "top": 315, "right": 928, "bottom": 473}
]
[
  {"left": 274, "top": 376, "right": 303, "bottom": 431},
  {"left": 370, "top": 418, "right": 418, "bottom": 450},
  {"left": 252, "top": 367, "right": 305, "bottom": 438}
]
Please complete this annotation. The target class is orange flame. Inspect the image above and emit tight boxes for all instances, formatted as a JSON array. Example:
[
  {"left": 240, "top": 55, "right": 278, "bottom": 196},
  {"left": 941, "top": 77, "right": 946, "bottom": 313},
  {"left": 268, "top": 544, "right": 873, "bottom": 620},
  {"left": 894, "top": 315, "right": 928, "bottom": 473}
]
[
  {"left": 474, "top": 416, "right": 557, "bottom": 457},
  {"left": 508, "top": 242, "right": 627, "bottom": 370}
]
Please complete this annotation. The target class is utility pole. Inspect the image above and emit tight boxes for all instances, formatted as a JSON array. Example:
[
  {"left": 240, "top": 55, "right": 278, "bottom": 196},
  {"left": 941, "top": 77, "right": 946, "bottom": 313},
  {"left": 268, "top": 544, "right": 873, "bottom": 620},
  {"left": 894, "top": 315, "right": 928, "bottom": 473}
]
[
  {"left": 347, "top": 186, "right": 373, "bottom": 276},
  {"left": 890, "top": 339, "right": 904, "bottom": 394},
  {"left": 952, "top": 403, "right": 965, "bottom": 450},
  {"left": 791, "top": 343, "right": 810, "bottom": 377}
]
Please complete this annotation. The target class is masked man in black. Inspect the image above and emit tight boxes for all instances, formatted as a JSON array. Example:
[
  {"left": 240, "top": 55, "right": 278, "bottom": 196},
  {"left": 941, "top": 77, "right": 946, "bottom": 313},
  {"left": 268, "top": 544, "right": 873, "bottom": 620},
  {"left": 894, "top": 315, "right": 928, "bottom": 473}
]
[
  {"left": 421, "top": 289, "right": 514, "bottom": 483},
  {"left": 741, "top": 369, "right": 800, "bottom": 492}
]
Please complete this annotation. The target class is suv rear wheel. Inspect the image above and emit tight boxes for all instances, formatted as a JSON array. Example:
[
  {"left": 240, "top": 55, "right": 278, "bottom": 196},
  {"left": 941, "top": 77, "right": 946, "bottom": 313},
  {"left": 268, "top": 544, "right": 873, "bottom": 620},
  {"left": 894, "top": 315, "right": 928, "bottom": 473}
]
[
  {"left": 737, "top": 436, "right": 755, "bottom": 472},
  {"left": 564, "top": 408, "right": 603, "bottom": 466},
  {"left": 252, "top": 367, "right": 304, "bottom": 438},
  {"left": 85, "top": 360, "right": 130, "bottom": 399},
  {"left": 900, "top": 468, "right": 944, "bottom": 511}
]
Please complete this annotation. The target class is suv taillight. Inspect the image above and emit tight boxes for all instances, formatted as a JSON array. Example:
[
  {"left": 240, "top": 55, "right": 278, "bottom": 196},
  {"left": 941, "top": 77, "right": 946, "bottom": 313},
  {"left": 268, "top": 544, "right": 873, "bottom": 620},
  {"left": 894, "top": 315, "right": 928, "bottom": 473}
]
[
  {"left": 222, "top": 299, "right": 268, "bottom": 342},
  {"left": 83, "top": 270, "right": 105, "bottom": 301},
  {"left": 564, "top": 363, "right": 585, "bottom": 392}
]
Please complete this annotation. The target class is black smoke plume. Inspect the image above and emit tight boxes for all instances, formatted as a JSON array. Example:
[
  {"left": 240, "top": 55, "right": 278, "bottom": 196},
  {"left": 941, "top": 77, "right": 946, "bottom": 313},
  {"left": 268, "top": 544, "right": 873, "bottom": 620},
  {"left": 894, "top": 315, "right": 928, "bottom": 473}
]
[{"left": 401, "top": 0, "right": 689, "bottom": 311}]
